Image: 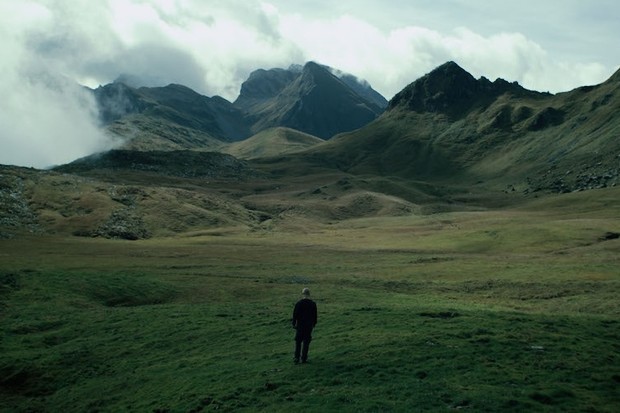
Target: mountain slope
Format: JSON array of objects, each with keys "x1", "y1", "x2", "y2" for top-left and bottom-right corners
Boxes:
[
  {"x1": 296, "y1": 61, "x2": 620, "y2": 192},
  {"x1": 93, "y1": 82, "x2": 250, "y2": 151}
]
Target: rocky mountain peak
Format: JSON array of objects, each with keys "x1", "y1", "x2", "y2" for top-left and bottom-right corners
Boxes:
[
  {"x1": 234, "y1": 68, "x2": 298, "y2": 109},
  {"x1": 233, "y1": 61, "x2": 387, "y2": 139},
  {"x1": 94, "y1": 82, "x2": 150, "y2": 123},
  {"x1": 388, "y1": 61, "x2": 533, "y2": 116}
]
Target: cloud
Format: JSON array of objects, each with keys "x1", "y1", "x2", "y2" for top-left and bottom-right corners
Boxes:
[
  {"x1": 276, "y1": 14, "x2": 611, "y2": 98},
  {"x1": 7, "y1": 0, "x2": 613, "y2": 101},
  {"x1": 0, "y1": 1, "x2": 121, "y2": 169}
]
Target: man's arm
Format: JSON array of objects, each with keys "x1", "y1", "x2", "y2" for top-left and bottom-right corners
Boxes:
[
  {"x1": 292, "y1": 302, "x2": 299, "y2": 328},
  {"x1": 313, "y1": 301, "x2": 318, "y2": 327}
]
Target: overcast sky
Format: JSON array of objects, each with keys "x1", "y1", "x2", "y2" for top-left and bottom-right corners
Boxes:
[{"x1": 2, "y1": 0, "x2": 619, "y2": 168}]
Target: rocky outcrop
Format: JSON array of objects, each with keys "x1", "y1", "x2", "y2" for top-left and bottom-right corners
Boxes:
[
  {"x1": 89, "y1": 208, "x2": 151, "y2": 240},
  {"x1": 524, "y1": 156, "x2": 620, "y2": 194},
  {"x1": 0, "y1": 171, "x2": 41, "y2": 238}
]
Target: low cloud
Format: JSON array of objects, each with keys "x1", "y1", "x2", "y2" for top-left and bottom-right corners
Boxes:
[
  {"x1": 0, "y1": 72, "x2": 120, "y2": 169},
  {"x1": 0, "y1": 1, "x2": 120, "y2": 169}
]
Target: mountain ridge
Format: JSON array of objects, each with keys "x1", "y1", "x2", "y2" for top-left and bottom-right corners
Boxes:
[
  {"x1": 388, "y1": 61, "x2": 548, "y2": 117},
  {"x1": 297, "y1": 61, "x2": 620, "y2": 193},
  {"x1": 93, "y1": 61, "x2": 388, "y2": 149}
]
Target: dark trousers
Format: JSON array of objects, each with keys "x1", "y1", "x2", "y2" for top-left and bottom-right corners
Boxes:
[{"x1": 294, "y1": 329, "x2": 312, "y2": 362}]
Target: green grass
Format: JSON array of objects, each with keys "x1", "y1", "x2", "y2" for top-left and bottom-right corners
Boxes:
[{"x1": 1, "y1": 198, "x2": 620, "y2": 412}]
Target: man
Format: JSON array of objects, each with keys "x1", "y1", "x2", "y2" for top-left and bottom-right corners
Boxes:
[{"x1": 292, "y1": 287, "x2": 318, "y2": 364}]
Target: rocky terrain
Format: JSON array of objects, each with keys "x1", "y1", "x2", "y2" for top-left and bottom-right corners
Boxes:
[{"x1": 0, "y1": 170, "x2": 42, "y2": 238}]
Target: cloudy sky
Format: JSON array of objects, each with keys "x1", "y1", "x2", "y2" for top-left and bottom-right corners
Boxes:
[{"x1": 2, "y1": 0, "x2": 619, "y2": 168}]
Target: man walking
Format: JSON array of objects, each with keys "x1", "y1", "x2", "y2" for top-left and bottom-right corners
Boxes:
[{"x1": 292, "y1": 287, "x2": 318, "y2": 364}]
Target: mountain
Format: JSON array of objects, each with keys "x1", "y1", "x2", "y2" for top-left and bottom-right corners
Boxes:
[
  {"x1": 337, "y1": 71, "x2": 389, "y2": 109},
  {"x1": 233, "y1": 67, "x2": 300, "y2": 112},
  {"x1": 136, "y1": 84, "x2": 250, "y2": 140},
  {"x1": 296, "y1": 61, "x2": 620, "y2": 193},
  {"x1": 93, "y1": 62, "x2": 387, "y2": 151},
  {"x1": 388, "y1": 61, "x2": 545, "y2": 116},
  {"x1": 93, "y1": 82, "x2": 250, "y2": 151},
  {"x1": 234, "y1": 62, "x2": 387, "y2": 139}
]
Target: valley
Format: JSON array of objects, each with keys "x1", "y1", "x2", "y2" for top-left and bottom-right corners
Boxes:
[
  {"x1": 1, "y1": 188, "x2": 619, "y2": 411},
  {"x1": 1, "y1": 60, "x2": 620, "y2": 412}
]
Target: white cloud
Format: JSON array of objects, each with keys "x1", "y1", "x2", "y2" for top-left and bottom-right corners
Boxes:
[
  {"x1": 6, "y1": 0, "x2": 614, "y2": 100},
  {"x1": 275, "y1": 15, "x2": 612, "y2": 98},
  {"x1": 0, "y1": 1, "x2": 120, "y2": 169},
  {"x1": 0, "y1": 72, "x2": 120, "y2": 169}
]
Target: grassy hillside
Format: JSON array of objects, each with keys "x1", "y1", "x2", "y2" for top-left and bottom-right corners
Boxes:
[
  {"x1": 4, "y1": 153, "x2": 509, "y2": 241},
  {"x1": 0, "y1": 163, "x2": 267, "y2": 240},
  {"x1": 1, "y1": 188, "x2": 619, "y2": 412},
  {"x1": 107, "y1": 115, "x2": 226, "y2": 152},
  {"x1": 224, "y1": 127, "x2": 324, "y2": 160},
  {"x1": 299, "y1": 65, "x2": 620, "y2": 194}
]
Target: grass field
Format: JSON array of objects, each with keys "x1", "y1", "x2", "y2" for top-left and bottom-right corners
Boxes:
[{"x1": 1, "y1": 189, "x2": 619, "y2": 412}]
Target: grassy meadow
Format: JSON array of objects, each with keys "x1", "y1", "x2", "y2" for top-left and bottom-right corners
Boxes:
[{"x1": 1, "y1": 188, "x2": 620, "y2": 412}]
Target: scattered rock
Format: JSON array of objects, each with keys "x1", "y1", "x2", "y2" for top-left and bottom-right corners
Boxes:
[
  {"x1": 525, "y1": 159, "x2": 619, "y2": 194},
  {"x1": 0, "y1": 173, "x2": 42, "y2": 235},
  {"x1": 91, "y1": 208, "x2": 151, "y2": 240}
]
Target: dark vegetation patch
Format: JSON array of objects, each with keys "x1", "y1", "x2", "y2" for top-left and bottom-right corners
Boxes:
[
  {"x1": 54, "y1": 150, "x2": 256, "y2": 180},
  {"x1": 0, "y1": 364, "x2": 54, "y2": 396},
  {"x1": 0, "y1": 272, "x2": 21, "y2": 293},
  {"x1": 599, "y1": 231, "x2": 620, "y2": 241},
  {"x1": 419, "y1": 311, "x2": 460, "y2": 319},
  {"x1": 78, "y1": 274, "x2": 177, "y2": 307},
  {"x1": 526, "y1": 107, "x2": 565, "y2": 131},
  {"x1": 93, "y1": 287, "x2": 174, "y2": 307},
  {"x1": 352, "y1": 306, "x2": 383, "y2": 312}
]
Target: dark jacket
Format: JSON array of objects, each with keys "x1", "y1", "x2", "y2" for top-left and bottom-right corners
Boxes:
[{"x1": 292, "y1": 298, "x2": 317, "y2": 332}]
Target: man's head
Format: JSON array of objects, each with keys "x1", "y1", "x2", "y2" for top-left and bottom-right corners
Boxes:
[{"x1": 301, "y1": 287, "x2": 310, "y2": 297}]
